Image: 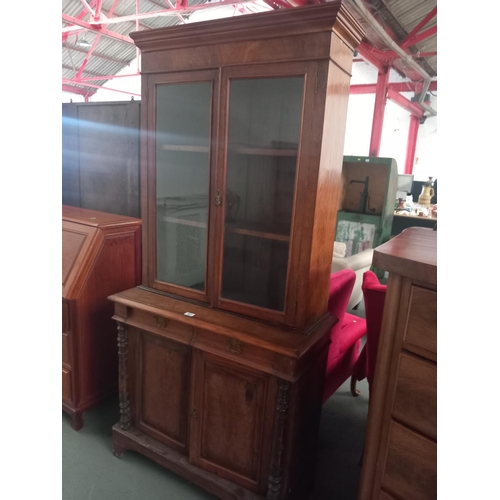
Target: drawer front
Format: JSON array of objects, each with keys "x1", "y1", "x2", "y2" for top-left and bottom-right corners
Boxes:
[
  {"x1": 393, "y1": 353, "x2": 436, "y2": 440},
  {"x1": 193, "y1": 328, "x2": 295, "y2": 379},
  {"x1": 128, "y1": 309, "x2": 193, "y2": 344},
  {"x1": 404, "y1": 285, "x2": 437, "y2": 357},
  {"x1": 381, "y1": 421, "x2": 436, "y2": 500},
  {"x1": 62, "y1": 367, "x2": 72, "y2": 402},
  {"x1": 62, "y1": 333, "x2": 70, "y2": 365}
]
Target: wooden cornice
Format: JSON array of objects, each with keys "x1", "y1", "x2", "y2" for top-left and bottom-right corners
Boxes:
[{"x1": 130, "y1": 2, "x2": 365, "y2": 53}]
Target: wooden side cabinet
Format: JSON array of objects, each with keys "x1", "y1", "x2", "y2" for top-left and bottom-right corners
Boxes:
[
  {"x1": 357, "y1": 227, "x2": 437, "y2": 500},
  {"x1": 62, "y1": 205, "x2": 141, "y2": 429}
]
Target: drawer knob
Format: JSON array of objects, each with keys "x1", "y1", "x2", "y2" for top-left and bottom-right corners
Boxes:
[
  {"x1": 227, "y1": 339, "x2": 243, "y2": 354},
  {"x1": 155, "y1": 316, "x2": 168, "y2": 328}
]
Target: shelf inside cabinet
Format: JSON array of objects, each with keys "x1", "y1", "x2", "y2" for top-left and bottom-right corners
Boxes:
[
  {"x1": 228, "y1": 145, "x2": 297, "y2": 157},
  {"x1": 225, "y1": 221, "x2": 291, "y2": 242},
  {"x1": 162, "y1": 216, "x2": 207, "y2": 228},
  {"x1": 161, "y1": 144, "x2": 209, "y2": 153}
]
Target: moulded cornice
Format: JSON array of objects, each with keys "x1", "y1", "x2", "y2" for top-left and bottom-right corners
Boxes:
[{"x1": 130, "y1": 2, "x2": 365, "y2": 53}]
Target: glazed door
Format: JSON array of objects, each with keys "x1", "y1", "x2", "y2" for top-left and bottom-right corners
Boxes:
[
  {"x1": 145, "y1": 70, "x2": 219, "y2": 303},
  {"x1": 214, "y1": 62, "x2": 317, "y2": 324},
  {"x1": 134, "y1": 329, "x2": 192, "y2": 455},
  {"x1": 189, "y1": 350, "x2": 276, "y2": 494}
]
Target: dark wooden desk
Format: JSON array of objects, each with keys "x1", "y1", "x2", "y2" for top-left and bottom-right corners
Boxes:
[
  {"x1": 358, "y1": 227, "x2": 437, "y2": 500},
  {"x1": 391, "y1": 213, "x2": 437, "y2": 236}
]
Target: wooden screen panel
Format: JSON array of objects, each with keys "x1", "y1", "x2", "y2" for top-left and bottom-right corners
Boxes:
[
  {"x1": 77, "y1": 102, "x2": 141, "y2": 218},
  {"x1": 138, "y1": 333, "x2": 191, "y2": 454}
]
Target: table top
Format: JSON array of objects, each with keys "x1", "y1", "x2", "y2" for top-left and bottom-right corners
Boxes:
[{"x1": 373, "y1": 227, "x2": 437, "y2": 285}]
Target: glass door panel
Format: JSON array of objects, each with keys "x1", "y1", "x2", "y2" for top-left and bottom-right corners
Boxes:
[
  {"x1": 156, "y1": 82, "x2": 211, "y2": 291},
  {"x1": 221, "y1": 77, "x2": 304, "y2": 311}
]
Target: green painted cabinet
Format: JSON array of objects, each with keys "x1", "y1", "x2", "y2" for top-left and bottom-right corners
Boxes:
[{"x1": 334, "y1": 156, "x2": 398, "y2": 274}]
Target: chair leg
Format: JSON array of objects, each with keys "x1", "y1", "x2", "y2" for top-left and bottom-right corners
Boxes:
[{"x1": 350, "y1": 375, "x2": 360, "y2": 397}]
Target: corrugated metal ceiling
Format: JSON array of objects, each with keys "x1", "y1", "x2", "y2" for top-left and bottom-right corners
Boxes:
[{"x1": 62, "y1": 0, "x2": 437, "y2": 98}]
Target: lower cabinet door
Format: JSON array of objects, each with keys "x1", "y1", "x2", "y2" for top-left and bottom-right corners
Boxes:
[
  {"x1": 190, "y1": 350, "x2": 276, "y2": 494},
  {"x1": 135, "y1": 330, "x2": 191, "y2": 455}
]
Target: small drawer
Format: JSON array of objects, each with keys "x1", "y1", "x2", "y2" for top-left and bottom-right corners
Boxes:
[
  {"x1": 381, "y1": 421, "x2": 436, "y2": 500},
  {"x1": 62, "y1": 300, "x2": 70, "y2": 333},
  {"x1": 128, "y1": 309, "x2": 193, "y2": 344},
  {"x1": 403, "y1": 285, "x2": 436, "y2": 357},
  {"x1": 62, "y1": 367, "x2": 72, "y2": 402},
  {"x1": 393, "y1": 353, "x2": 436, "y2": 440},
  {"x1": 62, "y1": 333, "x2": 70, "y2": 365},
  {"x1": 193, "y1": 328, "x2": 295, "y2": 379}
]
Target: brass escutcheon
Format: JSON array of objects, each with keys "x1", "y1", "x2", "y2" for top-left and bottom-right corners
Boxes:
[
  {"x1": 227, "y1": 339, "x2": 243, "y2": 354},
  {"x1": 155, "y1": 316, "x2": 168, "y2": 328}
]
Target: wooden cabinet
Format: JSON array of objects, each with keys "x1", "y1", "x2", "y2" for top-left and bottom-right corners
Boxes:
[
  {"x1": 109, "y1": 3, "x2": 364, "y2": 499},
  {"x1": 358, "y1": 227, "x2": 437, "y2": 500},
  {"x1": 62, "y1": 205, "x2": 141, "y2": 429},
  {"x1": 334, "y1": 156, "x2": 398, "y2": 272}
]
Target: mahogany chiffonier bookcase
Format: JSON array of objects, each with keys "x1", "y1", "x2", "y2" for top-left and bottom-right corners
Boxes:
[
  {"x1": 358, "y1": 227, "x2": 437, "y2": 500},
  {"x1": 62, "y1": 205, "x2": 141, "y2": 430},
  {"x1": 108, "y1": 3, "x2": 364, "y2": 499}
]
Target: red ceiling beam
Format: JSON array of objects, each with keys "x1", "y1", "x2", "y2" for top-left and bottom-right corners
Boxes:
[
  {"x1": 62, "y1": 13, "x2": 135, "y2": 45},
  {"x1": 350, "y1": 81, "x2": 437, "y2": 95},
  {"x1": 369, "y1": 68, "x2": 390, "y2": 157},
  {"x1": 62, "y1": 84, "x2": 95, "y2": 97},
  {"x1": 358, "y1": 42, "x2": 387, "y2": 72},
  {"x1": 87, "y1": 0, "x2": 260, "y2": 25},
  {"x1": 405, "y1": 115, "x2": 420, "y2": 175},
  {"x1": 387, "y1": 88, "x2": 424, "y2": 118},
  {"x1": 75, "y1": 0, "x2": 121, "y2": 80},
  {"x1": 400, "y1": 7, "x2": 437, "y2": 49},
  {"x1": 63, "y1": 79, "x2": 141, "y2": 97},
  {"x1": 62, "y1": 42, "x2": 127, "y2": 65},
  {"x1": 400, "y1": 26, "x2": 437, "y2": 50}
]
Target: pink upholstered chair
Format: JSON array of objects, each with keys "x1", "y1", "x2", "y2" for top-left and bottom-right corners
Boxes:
[
  {"x1": 350, "y1": 270, "x2": 387, "y2": 396},
  {"x1": 322, "y1": 269, "x2": 367, "y2": 404}
]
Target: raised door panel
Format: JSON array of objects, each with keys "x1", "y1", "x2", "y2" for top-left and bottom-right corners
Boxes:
[
  {"x1": 191, "y1": 351, "x2": 272, "y2": 493},
  {"x1": 137, "y1": 332, "x2": 191, "y2": 455}
]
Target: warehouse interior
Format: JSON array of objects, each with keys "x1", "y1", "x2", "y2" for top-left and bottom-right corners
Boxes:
[{"x1": 4, "y1": 1, "x2": 497, "y2": 499}]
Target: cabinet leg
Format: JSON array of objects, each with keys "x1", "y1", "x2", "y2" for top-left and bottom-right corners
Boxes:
[
  {"x1": 113, "y1": 443, "x2": 126, "y2": 459},
  {"x1": 71, "y1": 412, "x2": 84, "y2": 431}
]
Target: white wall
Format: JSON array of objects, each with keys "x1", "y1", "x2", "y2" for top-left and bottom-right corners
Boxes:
[{"x1": 344, "y1": 61, "x2": 437, "y2": 182}]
